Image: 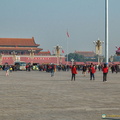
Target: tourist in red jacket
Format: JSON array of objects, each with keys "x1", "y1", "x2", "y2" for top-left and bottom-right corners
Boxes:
[
  {"x1": 89, "y1": 64, "x2": 96, "y2": 80},
  {"x1": 71, "y1": 65, "x2": 77, "y2": 81},
  {"x1": 102, "y1": 63, "x2": 108, "y2": 82}
]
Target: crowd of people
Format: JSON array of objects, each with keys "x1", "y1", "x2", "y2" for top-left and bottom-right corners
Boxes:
[
  {"x1": 0, "y1": 63, "x2": 120, "y2": 81},
  {"x1": 71, "y1": 63, "x2": 120, "y2": 82}
]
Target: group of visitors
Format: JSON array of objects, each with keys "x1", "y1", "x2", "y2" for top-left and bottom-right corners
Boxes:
[
  {"x1": 111, "y1": 64, "x2": 120, "y2": 73},
  {"x1": 0, "y1": 62, "x2": 119, "y2": 81},
  {"x1": 71, "y1": 63, "x2": 109, "y2": 82}
]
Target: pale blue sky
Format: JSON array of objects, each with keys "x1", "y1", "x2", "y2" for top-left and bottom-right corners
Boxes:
[{"x1": 0, "y1": 0, "x2": 120, "y2": 56}]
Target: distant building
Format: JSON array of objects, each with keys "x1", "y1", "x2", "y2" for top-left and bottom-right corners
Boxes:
[
  {"x1": 0, "y1": 37, "x2": 43, "y2": 55},
  {"x1": 74, "y1": 51, "x2": 96, "y2": 59},
  {"x1": 0, "y1": 37, "x2": 65, "y2": 65}
]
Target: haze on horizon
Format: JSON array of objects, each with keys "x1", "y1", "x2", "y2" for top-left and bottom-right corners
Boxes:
[{"x1": 0, "y1": 0, "x2": 120, "y2": 57}]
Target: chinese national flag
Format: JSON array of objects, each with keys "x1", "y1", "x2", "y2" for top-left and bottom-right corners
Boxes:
[
  {"x1": 66, "y1": 32, "x2": 70, "y2": 37},
  {"x1": 62, "y1": 49, "x2": 64, "y2": 53}
]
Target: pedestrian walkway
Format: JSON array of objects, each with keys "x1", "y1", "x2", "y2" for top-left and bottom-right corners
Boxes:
[{"x1": 0, "y1": 70, "x2": 120, "y2": 120}]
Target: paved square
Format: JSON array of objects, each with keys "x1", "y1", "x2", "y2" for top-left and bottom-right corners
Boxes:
[{"x1": 0, "y1": 70, "x2": 120, "y2": 120}]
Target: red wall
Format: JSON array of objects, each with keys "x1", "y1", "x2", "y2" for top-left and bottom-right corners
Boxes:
[{"x1": 1, "y1": 56, "x2": 66, "y2": 65}]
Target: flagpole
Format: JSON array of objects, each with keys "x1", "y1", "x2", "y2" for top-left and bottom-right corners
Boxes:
[
  {"x1": 66, "y1": 37, "x2": 68, "y2": 65},
  {"x1": 105, "y1": 0, "x2": 108, "y2": 64},
  {"x1": 66, "y1": 31, "x2": 69, "y2": 65}
]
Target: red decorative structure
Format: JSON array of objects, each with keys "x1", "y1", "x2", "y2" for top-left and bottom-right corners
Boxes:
[
  {"x1": 0, "y1": 37, "x2": 42, "y2": 55},
  {"x1": 0, "y1": 37, "x2": 66, "y2": 65},
  {"x1": 116, "y1": 47, "x2": 120, "y2": 56}
]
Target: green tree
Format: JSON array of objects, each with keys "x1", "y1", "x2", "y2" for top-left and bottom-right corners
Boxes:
[
  {"x1": 65, "y1": 53, "x2": 85, "y2": 62},
  {"x1": 65, "y1": 53, "x2": 99, "y2": 62}
]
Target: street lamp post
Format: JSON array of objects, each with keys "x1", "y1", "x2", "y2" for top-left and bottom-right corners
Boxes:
[
  {"x1": 28, "y1": 49, "x2": 36, "y2": 64},
  {"x1": 93, "y1": 39, "x2": 104, "y2": 65},
  {"x1": 110, "y1": 55, "x2": 113, "y2": 63},
  {"x1": 99, "y1": 56, "x2": 104, "y2": 63},
  {"x1": 71, "y1": 59, "x2": 74, "y2": 65},
  {"x1": 11, "y1": 51, "x2": 17, "y2": 63},
  {"x1": 54, "y1": 45, "x2": 62, "y2": 65}
]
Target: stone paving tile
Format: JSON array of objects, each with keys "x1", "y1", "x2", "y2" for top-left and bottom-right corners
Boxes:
[{"x1": 0, "y1": 70, "x2": 120, "y2": 120}]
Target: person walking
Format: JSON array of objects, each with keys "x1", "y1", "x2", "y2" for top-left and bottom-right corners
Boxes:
[
  {"x1": 9, "y1": 66, "x2": 13, "y2": 72},
  {"x1": 50, "y1": 64, "x2": 55, "y2": 77},
  {"x1": 71, "y1": 65, "x2": 77, "y2": 81},
  {"x1": 111, "y1": 65, "x2": 115, "y2": 73},
  {"x1": 82, "y1": 64, "x2": 87, "y2": 77},
  {"x1": 102, "y1": 63, "x2": 108, "y2": 82},
  {"x1": 89, "y1": 64, "x2": 96, "y2": 80},
  {"x1": 4, "y1": 64, "x2": 10, "y2": 76},
  {"x1": 115, "y1": 64, "x2": 119, "y2": 74}
]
